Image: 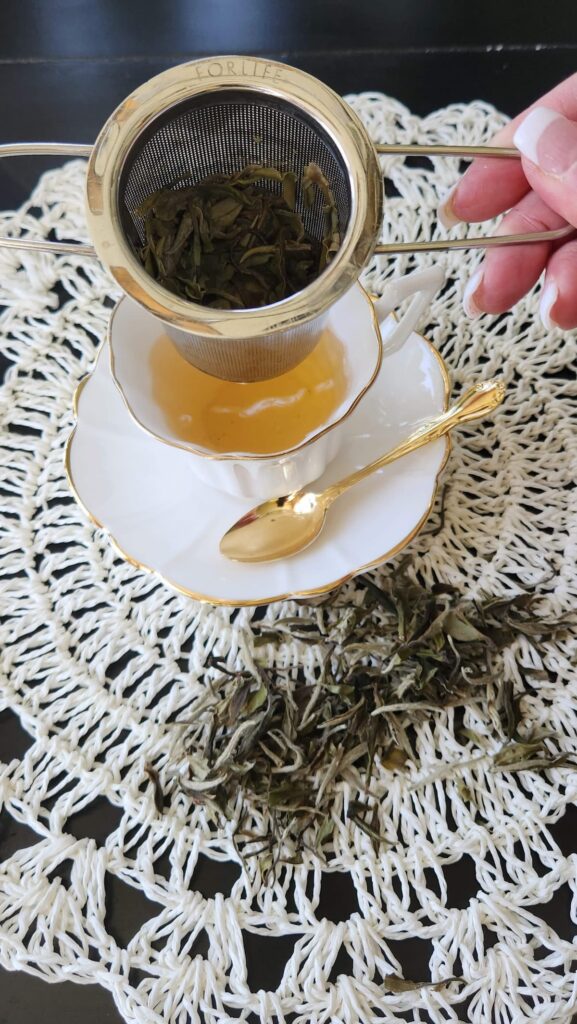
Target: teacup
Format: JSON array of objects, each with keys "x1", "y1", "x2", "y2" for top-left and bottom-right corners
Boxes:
[{"x1": 109, "y1": 267, "x2": 444, "y2": 499}]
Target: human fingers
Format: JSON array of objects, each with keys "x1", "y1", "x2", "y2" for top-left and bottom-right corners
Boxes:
[
  {"x1": 438, "y1": 126, "x2": 529, "y2": 227},
  {"x1": 513, "y1": 106, "x2": 577, "y2": 228},
  {"x1": 462, "y1": 190, "x2": 568, "y2": 316},
  {"x1": 538, "y1": 239, "x2": 577, "y2": 329},
  {"x1": 439, "y1": 72, "x2": 577, "y2": 226}
]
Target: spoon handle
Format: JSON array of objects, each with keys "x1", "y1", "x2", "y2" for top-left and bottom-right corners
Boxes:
[{"x1": 324, "y1": 379, "x2": 505, "y2": 503}]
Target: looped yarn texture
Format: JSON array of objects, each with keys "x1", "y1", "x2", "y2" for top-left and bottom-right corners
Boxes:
[{"x1": 0, "y1": 94, "x2": 576, "y2": 1024}]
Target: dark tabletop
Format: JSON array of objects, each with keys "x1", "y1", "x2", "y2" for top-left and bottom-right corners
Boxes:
[{"x1": 1, "y1": 2, "x2": 576, "y2": 1021}]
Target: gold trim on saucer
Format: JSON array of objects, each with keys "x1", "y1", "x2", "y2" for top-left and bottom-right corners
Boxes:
[
  {"x1": 107, "y1": 284, "x2": 383, "y2": 462},
  {"x1": 65, "y1": 335, "x2": 450, "y2": 607}
]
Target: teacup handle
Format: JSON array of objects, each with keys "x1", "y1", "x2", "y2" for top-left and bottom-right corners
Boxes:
[{"x1": 372, "y1": 266, "x2": 445, "y2": 356}]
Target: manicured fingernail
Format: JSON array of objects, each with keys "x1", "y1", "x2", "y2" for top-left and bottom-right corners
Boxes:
[
  {"x1": 463, "y1": 268, "x2": 484, "y2": 318},
  {"x1": 514, "y1": 106, "x2": 577, "y2": 175},
  {"x1": 437, "y1": 184, "x2": 461, "y2": 228},
  {"x1": 539, "y1": 280, "x2": 559, "y2": 330}
]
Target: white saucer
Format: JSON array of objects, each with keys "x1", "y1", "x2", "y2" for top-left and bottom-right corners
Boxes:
[{"x1": 66, "y1": 335, "x2": 449, "y2": 606}]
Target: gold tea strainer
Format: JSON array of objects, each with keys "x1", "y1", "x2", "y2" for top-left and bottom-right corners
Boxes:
[{"x1": 0, "y1": 56, "x2": 570, "y2": 382}]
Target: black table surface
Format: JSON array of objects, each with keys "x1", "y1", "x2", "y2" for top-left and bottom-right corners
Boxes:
[{"x1": 1, "y1": 2, "x2": 576, "y2": 1021}]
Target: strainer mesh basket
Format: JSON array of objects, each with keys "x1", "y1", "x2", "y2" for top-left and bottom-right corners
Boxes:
[{"x1": 119, "y1": 91, "x2": 352, "y2": 265}]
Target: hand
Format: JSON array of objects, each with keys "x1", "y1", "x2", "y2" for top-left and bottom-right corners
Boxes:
[{"x1": 438, "y1": 74, "x2": 577, "y2": 330}]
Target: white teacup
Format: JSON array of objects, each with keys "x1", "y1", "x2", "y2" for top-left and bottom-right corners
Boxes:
[{"x1": 109, "y1": 267, "x2": 444, "y2": 499}]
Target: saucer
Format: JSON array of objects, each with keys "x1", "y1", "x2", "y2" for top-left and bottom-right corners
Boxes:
[{"x1": 66, "y1": 335, "x2": 449, "y2": 606}]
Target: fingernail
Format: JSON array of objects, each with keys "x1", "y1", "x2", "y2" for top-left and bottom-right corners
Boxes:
[
  {"x1": 514, "y1": 106, "x2": 577, "y2": 175},
  {"x1": 437, "y1": 184, "x2": 461, "y2": 228},
  {"x1": 463, "y1": 267, "x2": 484, "y2": 318},
  {"x1": 539, "y1": 280, "x2": 559, "y2": 330}
]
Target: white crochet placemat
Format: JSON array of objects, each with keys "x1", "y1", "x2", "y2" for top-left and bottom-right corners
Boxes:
[{"x1": 1, "y1": 93, "x2": 576, "y2": 1024}]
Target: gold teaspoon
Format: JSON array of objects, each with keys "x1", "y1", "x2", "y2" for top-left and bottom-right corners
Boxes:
[{"x1": 220, "y1": 380, "x2": 505, "y2": 564}]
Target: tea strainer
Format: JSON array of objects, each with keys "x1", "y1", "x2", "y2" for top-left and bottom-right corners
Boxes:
[{"x1": 0, "y1": 57, "x2": 570, "y2": 381}]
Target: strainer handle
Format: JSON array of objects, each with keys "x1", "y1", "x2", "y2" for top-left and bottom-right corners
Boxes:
[
  {"x1": 374, "y1": 143, "x2": 574, "y2": 253},
  {"x1": 372, "y1": 266, "x2": 445, "y2": 357},
  {"x1": 374, "y1": 143, "x2": 520, "y2": 158},
  {"x1": 0, "y1": 142, "x2": 96, "y2": 256}
]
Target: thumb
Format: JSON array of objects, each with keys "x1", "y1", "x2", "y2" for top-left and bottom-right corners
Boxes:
[{"x1": 514, "y1": 106, "x2": 577, "y2": 228}]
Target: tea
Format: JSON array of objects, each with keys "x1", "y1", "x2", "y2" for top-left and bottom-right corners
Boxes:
[{"x1": 149, "y1": 329, "x2": 349, "y2": 454}]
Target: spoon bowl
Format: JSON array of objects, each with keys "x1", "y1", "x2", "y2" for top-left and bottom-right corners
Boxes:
[{"x1": 219, "y1": 494, "x2": 328, "y2": 562}]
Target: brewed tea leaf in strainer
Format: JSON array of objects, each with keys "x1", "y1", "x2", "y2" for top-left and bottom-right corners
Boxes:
[{"x1": 135, "y1": 162, "x2": 340, "y2": 309}]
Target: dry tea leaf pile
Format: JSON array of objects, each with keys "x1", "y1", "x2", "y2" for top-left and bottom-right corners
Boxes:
[
  {"x1": 136, "y1": 162, "x2": 340, "y2": 309},
  {"x1": 159, "y1": 563, "x2": 576, "y2": 871}
]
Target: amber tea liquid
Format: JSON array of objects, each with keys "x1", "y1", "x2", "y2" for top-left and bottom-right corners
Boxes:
[{"x1": 149, "y1": 330, "x2": 349, "y2": 454}]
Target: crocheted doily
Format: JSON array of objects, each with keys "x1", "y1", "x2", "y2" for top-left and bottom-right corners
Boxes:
[{"x1": 1, "y1": 93, "x2": 576, "y2": 1024}]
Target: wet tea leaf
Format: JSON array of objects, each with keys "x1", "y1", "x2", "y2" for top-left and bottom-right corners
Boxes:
[{"x1": 136, "y1": 162, "x2": 340, "y2": 308}]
